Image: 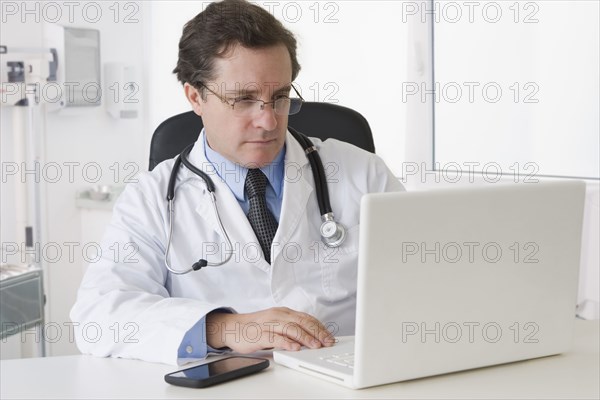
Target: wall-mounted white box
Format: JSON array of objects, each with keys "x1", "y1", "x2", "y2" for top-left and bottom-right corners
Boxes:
[{"x1": 43, "y1": 25, "x2": 101, "y2": 110}]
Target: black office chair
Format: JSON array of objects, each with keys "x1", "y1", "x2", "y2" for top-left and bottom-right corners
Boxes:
[{"x1": 149, "y1": 102, "x2": 375, "y2": 170}]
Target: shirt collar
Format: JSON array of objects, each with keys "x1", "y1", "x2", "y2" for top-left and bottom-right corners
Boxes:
[{"x1": 202, "y1": 128, "x2": 285, "y2": 201}]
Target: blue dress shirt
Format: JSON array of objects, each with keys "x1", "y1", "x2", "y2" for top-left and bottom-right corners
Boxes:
[
  {"x1": 177, "y1": 129, "x2": 286, "y2": 361},
  {"x1": 203, "y1": 131, "x2": 285, "y2": 220}
]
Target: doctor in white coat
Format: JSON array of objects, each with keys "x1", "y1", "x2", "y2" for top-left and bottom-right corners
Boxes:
[{"x1": 70, "y1": 0, "x2": 404, "y2": 365}]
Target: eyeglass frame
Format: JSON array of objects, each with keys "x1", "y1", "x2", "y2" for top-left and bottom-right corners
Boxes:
[{"x1": 195, "y1": 81, "x2": 305, "y2": 116}]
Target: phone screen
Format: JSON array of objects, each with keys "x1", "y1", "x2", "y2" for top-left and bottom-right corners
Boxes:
[{"x1": 169, "y1": 357, "x2": 266, "y2": 380}]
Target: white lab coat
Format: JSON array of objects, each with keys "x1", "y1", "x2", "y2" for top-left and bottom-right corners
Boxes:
[{"x1": 70, "y1": 131, "x2": 404, "y2": 365}]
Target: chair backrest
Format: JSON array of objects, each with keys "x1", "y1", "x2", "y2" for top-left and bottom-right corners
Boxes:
[{"x1": 149, "y1": 102, "x2": 375, "y2": 170}]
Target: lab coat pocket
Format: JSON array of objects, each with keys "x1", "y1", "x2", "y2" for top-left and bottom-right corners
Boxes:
[{"x1": 320, "y1": 224, "x2": 360, "y2": 301}]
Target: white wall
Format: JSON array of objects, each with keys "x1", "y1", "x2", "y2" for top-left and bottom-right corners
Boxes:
[
  {"x1": 1, "y1": 0, "x2": 146, "y2": 357},
  {"x1": 146, "y1": 1, "x2": 409, "y2": 176}
]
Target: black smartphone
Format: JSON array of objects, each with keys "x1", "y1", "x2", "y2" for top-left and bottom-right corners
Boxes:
[{"x1": 164, "y1": 356, "x2": 269, "y2": 388}]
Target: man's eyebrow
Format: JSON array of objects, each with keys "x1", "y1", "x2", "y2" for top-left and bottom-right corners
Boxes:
[
  {"x1": 230, "y1": 85, "x2": 292, "y2": 96},
  {"x1": 273, "y1": 85, "x2": 292, "y2": 94}
]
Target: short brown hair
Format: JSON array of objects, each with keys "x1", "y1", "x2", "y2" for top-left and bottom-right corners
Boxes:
[{"x1": 173, "y1": 0, "x2": 301, "y2": 90}]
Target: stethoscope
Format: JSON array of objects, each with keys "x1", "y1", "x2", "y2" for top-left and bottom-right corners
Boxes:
[{"x1": 164, "y1": 126, "x2": 347, "y2": 274}]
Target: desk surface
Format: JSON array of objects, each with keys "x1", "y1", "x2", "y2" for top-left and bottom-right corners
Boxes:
[{"x1": 2, "y1": 319, "x2": 599, "y2": 399}]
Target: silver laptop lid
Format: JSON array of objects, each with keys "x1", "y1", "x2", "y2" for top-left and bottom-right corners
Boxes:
[{"x1": 354, "y1": 181, "x2": 585, "y2": 387}]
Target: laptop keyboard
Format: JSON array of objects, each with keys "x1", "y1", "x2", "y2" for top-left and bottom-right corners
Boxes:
[{"x1": 319, "y1": 352, "x2": 354, "y2": 369}]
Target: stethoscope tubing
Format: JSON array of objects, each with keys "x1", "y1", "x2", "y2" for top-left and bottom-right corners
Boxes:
[
  {"x1": 164, "y1": 127, "x2": 344, "y2": 274},
  {"x1": 288, "y1": 127, "x2": 332, "y2": 216}
]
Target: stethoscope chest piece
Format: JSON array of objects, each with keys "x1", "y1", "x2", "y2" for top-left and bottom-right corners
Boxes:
[{"x1": 320, "y1": 213, "x2": 346, "y2": 248}]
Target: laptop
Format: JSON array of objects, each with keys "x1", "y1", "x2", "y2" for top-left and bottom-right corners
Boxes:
[{"x1": 273, "y1": 181, "x2": 586, "y2": 389}]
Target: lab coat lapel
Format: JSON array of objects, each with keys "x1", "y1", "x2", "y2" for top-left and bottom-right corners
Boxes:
[
  {"x1": 271, "y1": 131, "x2": 314, "y2": 263},
  {"x1": 187, "y1": 134, "x2": 274, "y2": 270},
  {"x1": 183, "y1": 137, "x2": 221, "y2": 234},
  {"x1": 203, "y1": 178, "x2": 261, "y2": 260}
]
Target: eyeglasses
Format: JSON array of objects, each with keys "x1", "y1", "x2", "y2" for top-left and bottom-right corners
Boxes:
[{"x1": 197, "y1": 82, "x2": 304, "y2": 117}]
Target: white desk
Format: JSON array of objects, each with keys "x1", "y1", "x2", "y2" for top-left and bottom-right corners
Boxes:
[{"x1": 2, "y1": 320, "x2": 598, "y2": 399}]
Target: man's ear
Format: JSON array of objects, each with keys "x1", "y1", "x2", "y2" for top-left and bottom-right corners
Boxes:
[{"x1": 184, "y1": 83, "x2": 204, "y2": 116}]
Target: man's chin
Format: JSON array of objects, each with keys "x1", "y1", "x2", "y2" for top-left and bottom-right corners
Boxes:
[
  {"x1": 239, "y1": 142, "x2": 283, "y2": 168},
  {"x1": 239, "y1": 152, "x2": 279, "y2": 168}
]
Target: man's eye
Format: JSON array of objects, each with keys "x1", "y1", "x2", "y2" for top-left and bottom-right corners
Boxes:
[
  {"x1": 235, "y1": 96, "x2": 255, "y2": 102},
  {"x1": 274, "y1": 94, "x2": 290, "y2": 100}
]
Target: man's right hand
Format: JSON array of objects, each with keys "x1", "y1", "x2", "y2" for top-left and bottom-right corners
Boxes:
[{"x1": 206, "y1": 307, "x2": 336, "y2": 353}]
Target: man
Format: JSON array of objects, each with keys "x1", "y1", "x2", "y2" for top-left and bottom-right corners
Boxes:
[{"x1": 71, "y1": 0, "x2": 404, "y2": 365}]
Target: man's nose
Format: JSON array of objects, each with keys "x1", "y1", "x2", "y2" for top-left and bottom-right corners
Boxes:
[{"x1": 252, "y1": 102, "x2": 278, "y2": 131}]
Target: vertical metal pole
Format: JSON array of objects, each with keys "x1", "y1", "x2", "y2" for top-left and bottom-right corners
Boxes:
[{"x1": 24, "y1": 83, "x2": 45, "y2": 357}]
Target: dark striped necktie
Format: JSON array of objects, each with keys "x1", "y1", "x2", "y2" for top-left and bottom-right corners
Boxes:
[{"x1": 245, "y1": 168, "x2": 278, "y2": 263}]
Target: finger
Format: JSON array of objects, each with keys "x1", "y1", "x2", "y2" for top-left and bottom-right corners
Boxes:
[
  {"x1": 257, "y1": 308, "x2": 335, "y2": 348},
  {"x1": 225, "y1": 327, "x2": 301, "y2": 354},
  {"x1": 277, "y1": 322, "x2": 323, "y2": 349},
  {"x1": 258, "y1": 312, "x2": 322, "y2": 349},
  {"x1": 264, "y1": 333, "x2": 302, "y2": 351},
  {"x1": 292, "y1": 312, "x2": 336, "y2": 346},
  {"x1": 279, "y1": 317, "x2": 333, "y2": 349}
]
